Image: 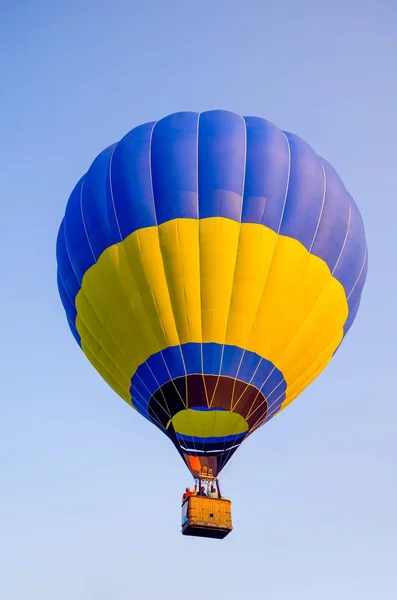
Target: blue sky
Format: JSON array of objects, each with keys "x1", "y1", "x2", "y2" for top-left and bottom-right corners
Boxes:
[{"x1": 1, "y1": 1, "x2": 396, "y2": 598}]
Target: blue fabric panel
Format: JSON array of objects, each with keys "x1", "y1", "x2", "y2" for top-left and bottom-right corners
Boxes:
[
  {"x1": 81, "y1": 145, "x2": 120, "y2": 260},
  {"x1": 131, "y1": 376, "x2": 150, "y2": 404},
  {"x1": 198, "y1": 110, "x2": 246, "y2": 221},
  {"x1": 202, "y1": 342, "x2": 223, "y2": 375},
  {"x1": 343, "y1": 296, "x2": 362, "y2": 336},
  {"x1": 310, "y1": 158, "x2": 351, "y2": 271},
  {"x1": 151, "y1": 112, "x2": 199, "y2": 224},
  {"x1": 333, "y1": 200, "x2": 367, "y2": 296},
  {"x1": 134, "y1": 362, "x2": 161, "y2": 397},
  {"x1": 57, "y1": 270, "x2": 77, "y2": 325},
  {"x1": 346, "y1": 250, "x2": 368, "y2": 313},
  {"x1": 280, "y1": 132, "x2": 325, "y2": 249},
  {"x1": 250, "y1": 358, "x2": 277, "y2": 391},
  {"x1": 63, "y1": 177, "x2": 95, "y2": 284},
  {"x1": 145, "y1": 351, "x2": 173, "y2": 388},
  {"x1": 221, "y1": 345, "x2": 244, "y2": 378},
  {"x1": 260, "y1": 368, "x2": 287, "y2": 404},
  {"x1": 161, "y1": 346, "x2": 186, "y2": 380},
  {"x1": 110, "y1": 122, "x2": 157, "y2": 239},
  {"x1": 236, "y1": 351, "x2": 262, "y2": 382},
  {"x1": 242, "y1": 116, "x2": 290, "y2": 230},
  {"x1": 56, "y1": 220, "x2": 81, "y2": 302},
  {"x1": 181, "y1": 343, "x2": 202, "y2": 374}
]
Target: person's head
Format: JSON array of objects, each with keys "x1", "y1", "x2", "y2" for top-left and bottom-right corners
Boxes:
[
  {"x1": 186, "y1": 487, "x2": 191, "y2": 492},
  {"x1": 200, "y1": 486, "x2": 205, "y2": 493},
  {"x1": 211, "y1": 486, "x2": 215, "y2": 492}
]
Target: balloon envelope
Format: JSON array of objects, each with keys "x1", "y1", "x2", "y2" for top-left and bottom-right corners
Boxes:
[{"x1": 56, "y1": 110, "x2": 367, "y2": 477}]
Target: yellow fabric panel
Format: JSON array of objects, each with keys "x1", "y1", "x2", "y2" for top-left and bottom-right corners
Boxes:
[
  {"x1": 199, "y1": 218, "x2": 240, "y2": 342},
  {"x1": 124, "y1": 228, "x2": 180, "y2": 348},
  {"x1": 247, "y1": 235, "x2": 348, "y2": 376},
  {"x1": 170, "y1": 409, "x2": 248, "y2": 437},
  {"x1": 225, "y1": 224, "x2": 278, "y2": 347},
  {"x1": 75, "y1": 245, "x2": 160, "y2": 374},
  {"x1": 81, "y1": 341, "x2": 132, "y2": 404},
  {"x1": 158, "y1": 219, "x2": 201, "y2": 343},
  {"x1": 75, "y1": 217, "x2": 348, "y2": 411}
]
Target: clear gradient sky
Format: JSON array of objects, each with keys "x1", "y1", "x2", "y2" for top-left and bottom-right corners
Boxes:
[{"x1": 1, "y1": 1, "x2": 396, "y2": 599}]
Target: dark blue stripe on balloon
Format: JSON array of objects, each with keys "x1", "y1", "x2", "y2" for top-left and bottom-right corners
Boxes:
[{"x1": 130, "y1": 342, "x2": 286, "y2": 418}]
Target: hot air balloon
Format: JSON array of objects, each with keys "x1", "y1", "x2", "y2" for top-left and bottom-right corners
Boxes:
[{"x1": 56, "y1": 110, "x2": 367, "y2": 539}]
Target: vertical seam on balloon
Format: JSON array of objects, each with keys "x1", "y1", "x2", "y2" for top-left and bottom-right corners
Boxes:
[
  {"x1": 173, "y1": 219, "x2": 195, "y2": 416},
  {"x1": 208, "y1": 115, "x2": 247, "y2": 414},
  {"x1": 108, "y1": 144, "x2": 124, "y2": 241},
  {"x1": 197, "y1": 113, "x2": 210, "y2": 410},
  {"x1": 79, "y1": 179, "x2": 97, "y2": 262},
  {"x1": 347, "y1": 246, "x2": 367, "y2": 301},
  {"x1": 332, "y1": 204, "x2": 352, "y2": 274},
  {"x1": 277, "y1": 132, "x2": 292, "y2": 234},
  {"x1": 56, "y1": 225, "x2": 79, "y2": 308},
  {"x1": 309, "y1": 162, "x2": 327, "y2": 252},
  {"x1": 57, "y1": 266, "x2": 80, "y2": 342},
  {"x1": 221, "y1": 117, "x2": 248, "y2": 410}
]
